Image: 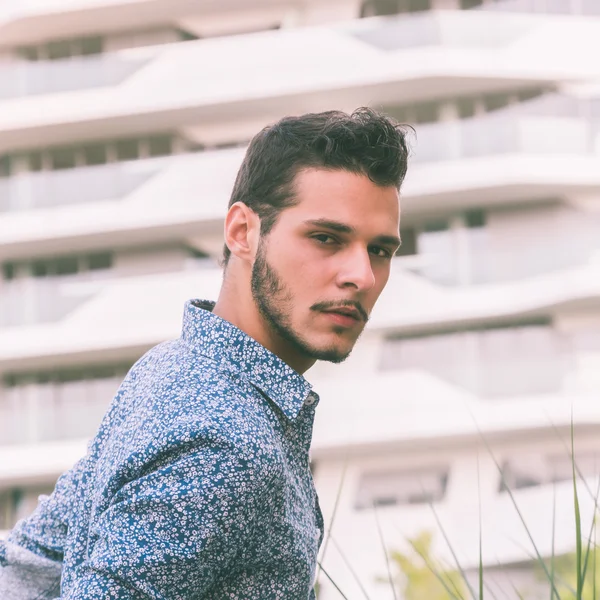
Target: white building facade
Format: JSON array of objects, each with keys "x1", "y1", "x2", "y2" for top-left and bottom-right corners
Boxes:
[{"x1": 1, "y1": 0, "x2": 600, "y2": 598}]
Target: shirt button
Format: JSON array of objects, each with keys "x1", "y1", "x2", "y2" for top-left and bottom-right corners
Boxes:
[{"x1": 304, "y1": 394, "x2": 316, "y2": 406}]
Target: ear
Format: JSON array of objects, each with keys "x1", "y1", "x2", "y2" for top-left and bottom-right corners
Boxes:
[{"x1": 223, "y1": 202, "x2": 260, "y2": 263}]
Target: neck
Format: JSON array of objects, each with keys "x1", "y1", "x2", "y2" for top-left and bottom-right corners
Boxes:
[{"x1": 212, "y1": 272, "x2": 315, "y2": 375}]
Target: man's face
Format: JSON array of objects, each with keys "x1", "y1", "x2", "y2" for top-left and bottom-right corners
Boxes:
[{"x1": 251, "y1": 168, "x2": 400, "y2": 365}]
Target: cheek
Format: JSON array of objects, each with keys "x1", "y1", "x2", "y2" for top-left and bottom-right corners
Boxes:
[{"x1": 369, "y1": 266, "x2": 391, "y2": 300}]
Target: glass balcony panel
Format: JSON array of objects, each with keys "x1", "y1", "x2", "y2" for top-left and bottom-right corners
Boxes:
[
  {"x1": 0, "y1": 54, "x2": 149, "y2": 101},
  {"x1": 478, "y1": 0, "x2": 600, "y2": 14},
  {"x1": 0, "y1": 388, "x2": 29, "y2": 445},
  {"x1": 381, "y1": 325, "x2": 569, "y2": 397},
  {"x1": 0, "y1": 278, "x2": 96, "y2": 328},
  {"x1": 0, "y1": 159, "x2": 162, "y2": 212},
  {"x1": 411, "y1": 112, "x2": 598, "y2": 164}
]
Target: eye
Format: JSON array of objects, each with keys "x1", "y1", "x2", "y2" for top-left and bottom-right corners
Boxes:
[
  {"x1": 370, "y1": 246, "x2": 393, "y2": 259},
  {"x1": 312, "y1": 233, "x2": 338, "y2": 245}
]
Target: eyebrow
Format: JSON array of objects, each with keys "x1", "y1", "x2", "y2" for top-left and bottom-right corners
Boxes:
[{"x1": 303, "y1": 218, "x2": 402, "y2": 249}]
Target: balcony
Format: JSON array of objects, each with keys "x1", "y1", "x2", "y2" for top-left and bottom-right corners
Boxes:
[
  {"x1": 1, "y1": 10, "x2": 599, "y2": 151},
  {"x1": 477, "y1": 0, "x2": 600, "y2": 16},
  {"x1": 0, "y1": 156, "x2": 165, "y2": 212},
  {"x1": 412, "y1": 111, "x2": 600, "y2": 164},
  {"x1": 394, "y1": 210, "x2": 600, "y2": 287},
  {"x1": 0, "y1": 53, "x2": 150, "y2": 101},
  {"x1": 380, "y1": 322, "x2": 579, "y2": 398},
  {"x1": 0, "y1": 277, "x2": 97, "y2": 328},
  {"x1": 0, "y1": 376, "x2": 119, "y2": 446}
]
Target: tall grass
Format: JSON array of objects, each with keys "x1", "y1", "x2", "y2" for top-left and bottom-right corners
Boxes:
[{"x1": 316, "y1": 420, "x2": 600, "y2": 600}]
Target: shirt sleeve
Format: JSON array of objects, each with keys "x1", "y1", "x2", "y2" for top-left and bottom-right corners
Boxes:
[
  {"x1": 0, "y1": 457, "x2": 85, "y2": 600},
  {"x1": 62, "y1": 435, "x2": 275, "y2": 599}
]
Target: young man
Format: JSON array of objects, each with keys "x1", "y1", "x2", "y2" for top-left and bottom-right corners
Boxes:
[{"x1": 0, "y1": 108, "x2": 409, "y2": 599}]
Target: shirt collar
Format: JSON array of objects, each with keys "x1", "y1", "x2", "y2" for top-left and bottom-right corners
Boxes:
[{"x1": 181, "y1": 299, "x2": 315, "y2": 421}]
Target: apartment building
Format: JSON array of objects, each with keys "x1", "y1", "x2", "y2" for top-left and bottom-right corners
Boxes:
[{"x1": 1, "y1": 0, "x2": 600, "y2": 597}]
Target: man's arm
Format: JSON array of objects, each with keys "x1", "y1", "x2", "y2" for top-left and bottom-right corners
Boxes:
[
  {"x1": 62, "y1": 435, "x2": 275, "y2": 599},
  {"x1": 0, "y1": 457, "x2": 85, "y2": 600}
]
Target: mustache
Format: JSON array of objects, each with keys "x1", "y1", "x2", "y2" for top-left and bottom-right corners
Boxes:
[{"x1": 311, "y1": 300, "x2": 369, "y2": 323}]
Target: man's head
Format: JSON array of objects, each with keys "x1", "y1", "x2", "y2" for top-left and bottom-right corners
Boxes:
[{"x1": 218, "y1": 108, "x2": 410, "y2": 372}]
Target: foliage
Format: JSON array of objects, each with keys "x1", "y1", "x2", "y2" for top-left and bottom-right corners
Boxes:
[
  {"x1": 388, "y1": 530, "x2": 467, "y2": 600},
  {"x1": 534, "y1": 543, "x2": 599, "y2": 600}
]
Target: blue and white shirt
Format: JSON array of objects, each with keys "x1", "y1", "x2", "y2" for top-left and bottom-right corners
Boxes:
[{"x1": 0, "y1": 299, "x2": 324, "y2": 599}]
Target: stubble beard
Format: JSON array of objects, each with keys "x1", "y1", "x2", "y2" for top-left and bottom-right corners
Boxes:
[{"x1": 250, "y1": 239, "x2": 353, "y2": 364}]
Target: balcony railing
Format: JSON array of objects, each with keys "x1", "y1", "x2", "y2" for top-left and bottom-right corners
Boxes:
[
  {"x1": 348, "y1": 10, "x2": 535, "y2": 51},
  {"x1": 0, "y1": 158, "x2": 164, "y2": 212},
  {"x1": 0, "y1": 278, "x2": 97, "y2": 328},
  {"x1": 395, "y1": 215, "x2": 600, "y2": 287},
  {"x1": 477, "y1": 0, "x2": 600, "y2": 16},
  {"x1": 0, "y1": 378, "x2": 119, "y2": 445},
  {"x1": 0, "y1": 53, "x2": 150, "y2": 101},
  {"x1": 381, "y1": 325, "x2": 574, "y2": 398},
  {"x1": 411, "y1": 112, "x2": 600, "y2": 163}
]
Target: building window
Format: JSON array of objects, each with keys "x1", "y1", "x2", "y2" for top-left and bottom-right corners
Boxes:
[
  {"x1": 47, "y1": 40, "x2": 72, "y2": 61},
  {"x1": 55, "y1": 256, "x2": 80, "y2": 276},
  {"x1": 3, "y1": 362, "x2": 132, "y2": 388},
  {"x1": 465, "y1": 208, "x2": 486, "y2": 228},
  {"x1": 457, "y1": 96, "x2": 477, "y2": 119},
  {"x1": 17, "y1": 36, "x2": 104, "y2": 62},
  {"x1": 361, "y1": 0, "x2": 402, "y2": 17},
  {"x1": 356, "y1": 467, "x2": 449, "y2": 510},
  {"x1": 408, "y1": 0, "x2": 431, "y2": 12},
  {"x1": 2, "y1": 133, "x2": 178, "y2": 178},
  {"x1": 397, "y1": 227, "x2": 418, "y2": 257},
  {"x1": 460, "y1": 0, "x2": 484, "y2": 8},
  {"x1": 80, "y1": 36, "x2": 103, "y2": 56},
  {"x1": 483, "y1": 92, "x2": 511, "y2": 112},
  {"x1": 0, "y1": 155, "x2": 11, "y2": 178},
  {"x1": 50, "y1": 147, "x2": 77, "y2": 170},
  {"x1": 87, "y1": 253, "x2": 113, "y2": 271},
  {"x1": 500, "y1": 453, "x2": 600, "y2": 492},
  {"x1": 82, "y1": 144, "x2": 108, "y2": 166},
  {"x1": 381, "y1": 319, "x2": 566, "y2": 397},
  {"x1": 116, "y1": 139, "x2": 140, "y2": 162},
  {"x1": 148, "y1": 135, "x2": 172, "y2": 157},
  {"x1": 2, "y1": 262, "x2": 15, "y2": 281},
  {"x1": 2, "y1": 252, "x2": 114, "y2": 281},
  {"x1": 413, "y1": 101, "x2": 439, "y2": 124},
  {"x1": 0, "y1": 486, "x2": 55, "y2": 530},
  {"x1": 361, "y1": 0, "x2": 431, "y2": 16}
]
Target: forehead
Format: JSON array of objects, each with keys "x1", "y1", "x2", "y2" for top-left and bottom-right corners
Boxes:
[{"x1": 288, "y1": 168, "x2": 400, "y2": 228}]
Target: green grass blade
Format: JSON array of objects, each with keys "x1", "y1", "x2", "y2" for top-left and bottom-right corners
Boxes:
[
  {"x1": 317, "y1": 562, "x2": 350, "y2": 599},
  {"x1": 550, "y1": 480, "x2": 557, "y2": 600},
  {"x1": 570, "y1": 418, "x2": 583, "y2": 599},
  {"x1": 398, "y1": 532, "x2": 466, "y2": 600},
  {"x1": 593, "y1": 514, "x2": 597, "y2": 600},
  {"x1": 373, "y1": 503, "x2": 398, "y2": 600},
  {"x1": 427, "y1": 498, "x2": 479, "y2": 599},
  {"x1": 508, "y1": 579, "x2": 527, "y2": 600},
  {"x1": 328, "y1": 535, "x2": 372, "y2": 600},
  {"x1": 466, "y1": 412, "x2": 563, "y2": 600},
  {"x1": 478, "y1": 455, "x2": 484, "y2": 600},
  {"x1": 547, "y1": 419, "x2": 598, "y2": 510},
  {"x1": 579, "y1": 475, "x2": 600, "y2": 589},
  {"x1": 315, "y1": 453, "x2": 349, "y2": 595}
]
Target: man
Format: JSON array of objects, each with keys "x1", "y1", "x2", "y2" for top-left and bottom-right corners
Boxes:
[{"x1": 0, "y1": 108, "x2": 409, "y2": 599}]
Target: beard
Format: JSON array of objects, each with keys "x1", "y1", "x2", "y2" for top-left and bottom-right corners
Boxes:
[{"x1": 250, "y1": 239, "x2": 352, "y2": 364}]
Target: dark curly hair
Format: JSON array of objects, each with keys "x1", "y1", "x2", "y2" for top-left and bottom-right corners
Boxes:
[{"x1": 222, "y1": 107, "x2": 411, "y2": 266}]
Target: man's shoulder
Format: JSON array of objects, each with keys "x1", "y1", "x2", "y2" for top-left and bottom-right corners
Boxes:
[{"x1": 109, "y1": 339, "x2": 278, "y2": 453}]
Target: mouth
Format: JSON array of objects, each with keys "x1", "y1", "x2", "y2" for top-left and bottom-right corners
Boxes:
[{"x1": 320, "y1": 308, "x2": 362, "y2": 327}]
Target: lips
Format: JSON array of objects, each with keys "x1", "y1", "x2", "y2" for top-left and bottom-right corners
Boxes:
[{"x1": 322, "y1": 308, "x2": 361, "y2": 322}]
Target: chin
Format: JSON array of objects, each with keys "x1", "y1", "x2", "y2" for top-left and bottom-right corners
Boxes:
[{"x1": 307, "y1": 344, "x2": 353, "y2": 364}]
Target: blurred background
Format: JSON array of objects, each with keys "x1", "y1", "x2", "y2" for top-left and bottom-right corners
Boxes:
[{"x1": 1, "y1": 0, "x2": 600, "y2": 597}]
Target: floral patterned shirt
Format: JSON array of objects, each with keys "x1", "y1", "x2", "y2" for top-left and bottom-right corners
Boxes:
[{"x1": 0, "y1": 300, "x2": 324, "y2": 599}]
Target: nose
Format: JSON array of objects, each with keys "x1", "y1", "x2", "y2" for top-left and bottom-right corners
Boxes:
[{"x1": 336, "y1": 247, "x2": 376, "y2": 292}]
